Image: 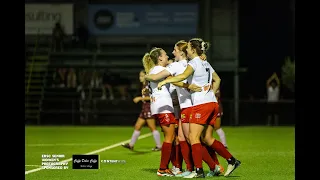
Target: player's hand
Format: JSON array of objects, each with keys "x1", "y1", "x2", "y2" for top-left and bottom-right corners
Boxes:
[
  {"x1": 188, "y1": 84, "x2": 202, "y2": 92},
  {"x1": 157, "y1": 81, "x2": 167, "y2": 90},
  {"x1": 141, "y1": 88, "x2": 149, "y2": 95},
  {"x1": 133, "y1": 97, "x2": 142, "y2": 103}
]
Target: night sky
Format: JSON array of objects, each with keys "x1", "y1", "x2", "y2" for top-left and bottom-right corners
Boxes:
[{"x1": 238, "y1": 0, "x2": 294, "y2": 99}]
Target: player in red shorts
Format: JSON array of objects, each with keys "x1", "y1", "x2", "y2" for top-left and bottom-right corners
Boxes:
[
  {"x1": 142, "y1": 47, "x2": 177, "y2": 177},
  {"x1": 122, "y1": 70, "x2": 162, "y2": 151},
  {"x1": 158, "y1": 38, "x2": 241, "y2": 178},
  {"x1": 146, "y1": 40, "x2": 222, "y2": 177}
]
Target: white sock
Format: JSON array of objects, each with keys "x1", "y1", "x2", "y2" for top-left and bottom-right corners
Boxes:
[
  {"x1": 216, "y1": 128, "x2": 227, "y2": 147},
  {"x1": 152, "y1": 130, "x2": 161, "y2": 148},
  {"x1": 129, "y1": 130, "x2": 140, "y2": 147}
]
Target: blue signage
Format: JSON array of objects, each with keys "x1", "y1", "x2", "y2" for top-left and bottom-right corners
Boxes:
[{"x1": 88, "y1": 4, "x2": 198, "y2": 35}]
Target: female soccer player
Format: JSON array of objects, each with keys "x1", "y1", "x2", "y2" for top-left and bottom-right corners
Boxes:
[
  {"x1": 142, "y1": 47, "x2": 177, "y2": 177},
  {"x1": 121, "y1": 70, "x2": 162, "y2": 151},
  {"x1": 157, "y1": 38, "x2": 241, "y2": 178},
  {"x1": 145, "y1": 40, "x2": 221, "y2": 177}
]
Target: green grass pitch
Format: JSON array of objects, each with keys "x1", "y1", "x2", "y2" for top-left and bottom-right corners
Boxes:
[{"x1": 25, "y1": 126, "x2": 295, "y2": 180}]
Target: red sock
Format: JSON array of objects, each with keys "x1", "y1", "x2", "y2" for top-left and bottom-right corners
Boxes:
[
  {"x1": 175, "y1": 144, "x2": 183, "y2": 169},
  {"x1": 170, "y1": 143, "x2": 177, "y2": 167},
  {"x1": 160, "y1": 142, "x2": 173, "y2": 169},
  {"x1": 179, "y1": 141, "x2": 194, "y2": 171},
  {"x1": 205, "y1": 145, "x2": 220, "y2": 165},
  {"x1": 210, "y1": 140, "x2": 232, "y2": 160},
  {"x1": 191, "y1": 143, "x2": 203, "y2": 168},
  {"x1": 201, "y1": 144, "x2": 217, "y2": 171}
]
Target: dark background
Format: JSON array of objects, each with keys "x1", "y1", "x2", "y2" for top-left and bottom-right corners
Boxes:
[
  {"x1": 239, "y1": 0, "x2": 294, "y2": 99},
  {"x1": 25, "y1": 0, "x2": 295, "y2": 126}
]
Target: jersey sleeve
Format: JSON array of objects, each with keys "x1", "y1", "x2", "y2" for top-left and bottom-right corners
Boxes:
[
  {"x1": 165, "y1": 62, "x2": 178, "y2": 76},
  {"x1": 188, "y1": 59, "x2": 197, "y2": 71}
]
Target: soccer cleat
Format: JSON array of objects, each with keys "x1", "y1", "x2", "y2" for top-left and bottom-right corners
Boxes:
[
  {"x1": 121, "y1": 143, "x2": 133, "y2": 151},
  {"x1": 219, "y1": 164, "x2": 225, "y2": 174},
  {"x1": 183, "y1": 171, "x2": 197, "y2": 178},
  {"x1": 152, "y1": 146, "x2": 162, "y2": 151},
  {"x1": 157, "y1": 169, "x2": 175, "y2": 176},
  {"x1": 173, "y1": 167, "x2": 182, "y2": 175},
  {"x1": 206, "y1": 165, "x2": 221, "y2": 177},
  {"x1": 175, "y1": 170, "x2": 193, "y2": 177},
  {"x1": 184, "y1": 169, "x2": 205, "y2": 178},
  {"x1": 224, "y1": 159, "x2": 241, "y2": 177},
  {"x1": 171, "y1": 166, "x2": 176, "y2": 173}
]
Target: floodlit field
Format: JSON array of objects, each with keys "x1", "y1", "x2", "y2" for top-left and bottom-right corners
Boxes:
[{"x1": 25, "y1": 126, "x2": 295, "y2": 180}]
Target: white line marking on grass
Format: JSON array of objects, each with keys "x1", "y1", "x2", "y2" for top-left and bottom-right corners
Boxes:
[
  {"x1": 26, "y1": 143, "x2": 104, "y2": 147},
  {"x1": 25, "y1": 132, "x2": 152, "y2": 175}
]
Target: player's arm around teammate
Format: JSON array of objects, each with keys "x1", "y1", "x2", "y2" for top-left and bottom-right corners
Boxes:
[
  {"x1": 142, "y1": 47, "x2": 177, "y2": 177},
  {"x1": 157, "y1": 38, "x2": 241, "y2": 178},
  {"x1": 121, "y1": 70, "x2": 161, "y2": 151}
]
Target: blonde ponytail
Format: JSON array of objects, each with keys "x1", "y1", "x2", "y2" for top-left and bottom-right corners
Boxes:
[{"x1": 142, "y1": 53, "x2": 155, "y2": 74}]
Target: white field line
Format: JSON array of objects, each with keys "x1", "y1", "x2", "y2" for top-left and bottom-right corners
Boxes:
[
  {"x1": 26, "y1": 143, "x2": 105, "y2": 147},
  {"x1": 25, "y1": 132, "x2": 153, "y2": 175}
]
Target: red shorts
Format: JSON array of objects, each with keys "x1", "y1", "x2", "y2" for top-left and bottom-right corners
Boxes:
[
  {"x1": 153, "y1": 113, "x2": 177, "y2": 126},
  {"x1": 189, "y1": 102, "x2": 220, "y2": 126},
  {"x1": 180, "y1": 107, "x2": 193, "y2": 123},
  {"x1": 139, "y1": 102, "x2": 154, "y2": 119}
]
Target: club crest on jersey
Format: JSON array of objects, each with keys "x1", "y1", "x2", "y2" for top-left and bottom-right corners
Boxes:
[
  {"x1": 195, "y1": 113, "x2": 201, "y2": 119},
  {"x1": 181, "y1": 114, "x2": 186, "y2": 119}
]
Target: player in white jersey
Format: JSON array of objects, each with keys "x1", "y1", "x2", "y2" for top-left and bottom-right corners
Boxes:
[
  {"x1": 157, "y1": 38, "x2": 241, "y2": 178},
  {"x1": 145, "y1": 40, "x2": 225, "y2": 177},
  {"x1": 145, "y1": 40, "x2": 197, "y2": 176},
  {"x1": 142, "y1": 47, "x2": 176, "y2": 177}
]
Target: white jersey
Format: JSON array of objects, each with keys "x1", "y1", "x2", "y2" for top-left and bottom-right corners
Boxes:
[
  {"x1": 149, "y1": 66, "x2": 174, "y2": 115},
  {"x1": 267, "y1": 86, "x2": 279, "y2": 102},
  {"x1": 165, "y1": 60, "x2": 193, "y2": 109},
  {"x1": 188, "y1": 56, "x2": 217, "y2": 106}
]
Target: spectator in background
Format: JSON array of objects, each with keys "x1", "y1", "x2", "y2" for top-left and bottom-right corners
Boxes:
[
  {"x1": 52, "y1": 68, "x2": 67, "y2": 87},
  {"x1": 74, "y1": 22, "x2": 89, "y2": 49},
  {"x1": 101, "y1": 70, "x2": 130, "y2": 100},
  {"x1": 90, "y1": 70, "x2": 102, "y2": 88},
  {"x1": 52, "y1": 22, "x2": 65, "y2": 52},
  {"x1": 67, "y1": 68, "x2": 77, "y2": 88},
  {"x1": 77, "y1": 69, "x2": 92, "y2": 100},
  {"x1": 266, "y1": 72, "x2": 280, "y2": 126}
]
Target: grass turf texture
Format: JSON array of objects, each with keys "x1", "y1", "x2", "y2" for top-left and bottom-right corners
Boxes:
[{"x1": 25, "y1": 126, "x2": 294, "y2": 180}]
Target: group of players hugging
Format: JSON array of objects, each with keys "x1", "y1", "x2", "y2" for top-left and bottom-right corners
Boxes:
[{"x1": 122, "y1": 38, "x2": 241, "y2": 178}]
